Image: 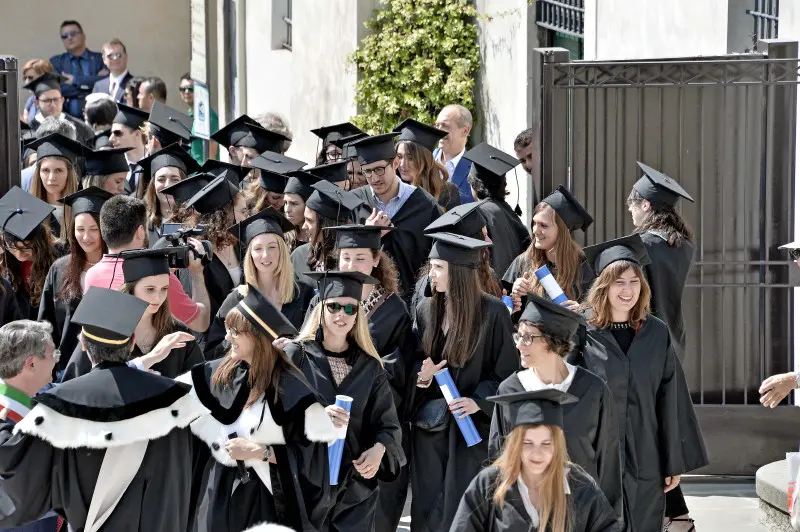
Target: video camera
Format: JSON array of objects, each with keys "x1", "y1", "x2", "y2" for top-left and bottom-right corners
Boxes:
[{"x1": 159, "y1": 223, "x2": 212, "y2": 269}]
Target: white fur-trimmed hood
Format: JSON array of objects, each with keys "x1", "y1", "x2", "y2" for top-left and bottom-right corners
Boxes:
[{"x1": 242, "y1": 524, "x2": 295, "y2": 532}]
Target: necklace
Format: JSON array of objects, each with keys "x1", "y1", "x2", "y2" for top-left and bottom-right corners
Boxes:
[
  {"x1": 610, "y1": 322, "x2": 632, "y2": 330},
  {"x1": 361, "y1": 285, "x2": 386, "y2": 315}
]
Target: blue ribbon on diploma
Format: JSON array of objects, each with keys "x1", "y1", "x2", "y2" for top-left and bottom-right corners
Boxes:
[
  {"x1": 328, "y1": 395, "x2": 352, "y2": 485},
  {"x1": 434, "y1": 368, "x2": 482, "y2": 447},
  {"x1": 534, "y1": 265, "x2": 568, "y2": 304},
  {"x1": 501, "y1": 295, "x2": 514, "y2": 313}
]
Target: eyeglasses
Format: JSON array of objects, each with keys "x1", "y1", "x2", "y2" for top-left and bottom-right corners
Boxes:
[
  {"x1": 325, "y1": 302, "x2": 359, "y2": 316},
  {"x1": 4, "y1": 242, "x2": 31, "y2": 252},
  {"x1": 38, "y1": 97, "x2": 62, "y2": 105},
  {"x1": 61, "y1": 30, "x2": 81, "y2": 39},
  {"x1": 513, "y1": 332, "x2": 544, "y2": 346},
  {"x1": 361, "y1": 163, "x2": 391, "y2": 179},
  {"x1": 326, "y1": 150, "x2": 342, "y2": 161},
  {"x1": 110, "y1": 129, "x2": 126, "y2": 137},
  {"x1": 105, "y1": 52, "x2": 124, "y2": 60},
  {"x1": 226, "y1": 327, "x2": 240, "y2": 338},
  {"x1": 179, "y1": 86, "x2": 194, "y2": 93}
]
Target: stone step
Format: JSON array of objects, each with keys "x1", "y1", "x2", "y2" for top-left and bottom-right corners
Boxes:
[{"x1": 756, "y1": 460, "x2": 794, "y2": 531}]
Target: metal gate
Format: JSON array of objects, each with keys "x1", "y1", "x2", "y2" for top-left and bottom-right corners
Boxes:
[
  {"x1": 533, "y1": 40, "x2": 800, "y2": 475},
  {"x1": 0, "y1": 56, "x2": 21, "y2": 195}
]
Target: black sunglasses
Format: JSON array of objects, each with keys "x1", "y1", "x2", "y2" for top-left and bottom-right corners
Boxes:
[
  {"x1": 179, "y1": 86, "x2": 194, "y2": 93},
  {"x1": 61, "y1": 30, "x2": 81, "y2": 39},
  {"x1": 325, "y1": 302, "x2": 359, "y2": 316}
]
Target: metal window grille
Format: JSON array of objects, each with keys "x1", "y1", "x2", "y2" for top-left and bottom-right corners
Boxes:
[
  {"x1": 535, "y1": 0, "x2": 584, "y2": 39},
  {"x1": 282, "y1": 0, "x2": 293, "y2": 51},
  {"x1": 747, "y1": 0, "x2": 779, "y2": 40}
]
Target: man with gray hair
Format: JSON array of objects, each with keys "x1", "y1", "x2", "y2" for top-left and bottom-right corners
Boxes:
[
  {"x1": 253, "y1": 111, "x2": 293, "y2": 154},
  {"x1": 21, "y1": 116, "x2": 77, "y2": 192},
  {"x1": 433, "y1": 104, "x2": 474, "y2": 204}
]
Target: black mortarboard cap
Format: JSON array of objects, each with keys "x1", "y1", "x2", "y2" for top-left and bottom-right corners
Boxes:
[
  {"x1": 198, "y1": 160, "x2": 249, "y2": 186},
  {"x1": 84, "y1": 147, "x2": 132, "y2": 175},
  {"x1": 633, "y1": 162, "x2": 694, "y2": 208},
  {"x1": 423, "y1": 199, "x2": 487, "y2": 239},
  {"x1": 351, "y1": 133, "x2": 399, "y2": 165},
  {"x1": 259, "y1": 170, "x2": 289, "y2": 193},
  {"x1": 310, "y1": 122, "x2": 364, "y2": 146},
  {"x1": 519, "y1": 293, "x2": 587, "y2": 339},
  {"x1": 307, "y1": 161, "x2": 348, "y2": 184},
  {"x1": 59, "y1": 186, "x2": 114, "y2": 217},
  {"x1": 0, "y1": 187, "x2": 55, "y2": 241},
  {"x1": 185, "y1": 173, "x2": 239, "y2": 214},
  {"x1": 305, "y1": 270, "x2": 379, "y2": 300},
  {"x1": 332, "y1": 132, "x2": 368, "y2": 160},
  {"x1": 583, "y1": 234, "x2": 651, "y2": 276},
  {"x1": 542, "y1": 185, "x2": 593, "y2": 232},
  {"x1": 305, "y1": 181, "x2": 364, "y2": 222},
  {"x1": 93, "y1": 128, "x2": 112, "y2": 150},
  {"x1": 237, "y1": 284, "x2": 299, "y2": 340},
  {"x1": 27, "y1": 133, "x2": 84, "y2": 166},
  {"x1": 72, "y1": 287, "x2": 148, "y2": 345},
  {"x1": 464, "y1": 142, "x2": 520, "y2": 182},
  {"x1": 327, "y1": 224, "x2": 393, "y2": 250},
  {"x1": 488, "y1": 389, "x2": 579, "y2": 430},
  {"x1": 228, "y1": 207, "x2": 293, "y2": 247},
  {"x1": 284, "y1": 171, "x2": 321, "y2": 199},
  {"x1": 392, "y1": 118, "x2": 448, "y2": 152},
  {"x1": 114, "y1": 103, "x2": 149, "y2": 130},
  {"x1": 251, "y1": 151, "x2": 306, "y2": 175},
  {"x1": 136, "y1": 143, "x2": 200, "y2": 180},
  {"x1": 427, "y1": 231, "x2": 491, "y2": 269},
  {"x1": 779, "y1": 241, "x2": 800, "y2": 250},
  {"x1": 118, "y1": 248, "x2": 171, "y2": 283},
  {"x1": 148, "y1": 101, "x2": 194, "y2": 144},
  {"x1": 211, "y1": 115, "x2": 287, "y2": 153},
  {"x1": 161, "y1": 174, "x2": 214, "y2": 205},
  {"x1": 24, "y1": 72, "x2": 67, "y2": 97}
]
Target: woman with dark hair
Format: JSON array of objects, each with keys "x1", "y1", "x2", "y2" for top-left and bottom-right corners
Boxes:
[
  {"x1": 283, "y1": 171, "x2": 319, "y2": 251},
  {"x1": 125, "y1": 76, "x2": 146, "y2": 108},
  {"x1": 580, "y1": 235, "x2": 706, "y2": 532},
  {"x1": 453, "y1": 391, "x2": 620, "y2": 532},
  {"x1": 311, "y1": 122, "x2": 363, "y2": 166},
  {"x1": 464, "y1": 143, "x2": 531, "y2": 279},
  {"x1": 409, "y1": 232, "x2": 518, "y2": 531},
  {"x1": 39, "y1": 187, "x2": 112, "y2": 376}
]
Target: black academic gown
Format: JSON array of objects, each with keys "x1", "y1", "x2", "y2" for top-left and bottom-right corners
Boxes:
[
  {"x1": 488, "y1": 368, "x2": 624, "y2": 525},
  {"x1": 479, "y1": 199, "x2": 531, "y2": 279},
  {"x1": 0, "y1": 363, "x2": 205, "y2": 532},
  {"x1": 284, "y1": 340, "x2": 406, "y2": 531},
  {"x1": 205, "y1": 250, "x2": 241, "y2": 325},
  {"x1": 579, "y1": 317, "x2": 707, "y2": 532},
  {"x1": 409, "y1": 293, "x2": 519, "y2": 531},
  {"x1": 352, "y1": 187, "x2": 442, "y2": 304},
  {"x1": 10, "y1": 244, "x2": 68, "y2": 321},
  {"x1": 204, "y1": 281, "x2": 315, "y2": 360},
  {"x1": 450, "y1": 465, "x2": 621, "y2": 532},
  {"x1": 290, "y1": 243, "x2": 317, "y2": 291},
  {"x1": 640, "y1": 231, "x2": 695, "y2": 361},
  {"x1": 184, "y1": 359, "x2": 338, "y2": 532},
  {"x1": 37, "y1": 256, "x2": 81, "y2": 375},
  {"x1": 0, "y1": 278, "x2": 22, "y2": 329}
]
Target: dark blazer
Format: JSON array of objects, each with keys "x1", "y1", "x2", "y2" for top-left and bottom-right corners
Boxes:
[
  {"x1": 92, "y1": 72, "x2": 132, "y2": 103},
  {"x1": 434, "y1": 147, "x2": 474, "y2": 205},
  {"x1": 48, "y1": 49, "x2": 106, "y2": 117}
]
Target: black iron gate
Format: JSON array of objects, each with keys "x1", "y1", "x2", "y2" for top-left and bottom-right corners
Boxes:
[
  {"x1": 0, "y1": 56, "x2": 21, "y2": 195},
  {"x1": 534, "y1": 40, "x2": 800, "y2": 475}
]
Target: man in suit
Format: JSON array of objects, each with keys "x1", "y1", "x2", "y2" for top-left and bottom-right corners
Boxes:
[
  {"x1": 433, "y1": 104, "x2": 474, "y2": 204},
  {"x1": 49, "y1": 20, "x2": 107, "y2": 119},
  {"x1": 25, "y1": 72, "x2": 95, "y2": 147},
  {"x1": 92, "y1": 38, "x2": 132, "y2": 104}
]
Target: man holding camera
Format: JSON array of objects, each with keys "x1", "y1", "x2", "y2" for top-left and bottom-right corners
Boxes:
[{"x1": 84, "y1": 195, "x2": 211, "y2": 332}]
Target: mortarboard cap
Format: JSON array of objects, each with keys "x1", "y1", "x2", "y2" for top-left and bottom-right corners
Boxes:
[
  {"x1": 198, "y1": 160, "x2": 250, "y2": 187},
  {"x1": 305, "y1": 270, "x2": 379, "y2": 301},
  {"x1": 307, "y1": 161, "x2": 348, "y2": 184},
  {"x1": 311, "y1": 122, "x2": 364, "y2": 146},
  {"x1": 211, "y1": 115, "x2": 287, "y2": 153},
  {"x1": 228, "y1": 207, "x2": 293, "y2": 247},
  {"x1": 284, "y1": 171, "x2": 321, "y2": 199},
  {"x1": 542, "y1": 185, "x2": 593, "y2": 232},
  {"x1": 464, "y1": 142, "x2": 520, "y2": 183},
  {"x1": 237, "y1": 284, "x2": 299, "y2": 340},
  {"x1": 259, "y1": 170, "x2": 289, "y2": 193},
  {"x1": 26, "y1": 133, "x2": 84, "y2": 166},
  {"x1": 148, "y1": 101, "x2": 194, "y2": 144},
  {"x1": 583, "y1": 234, "x2": 651, "y2": 276},
  {"x1": 59, "y1": 186, "x2": 114, "y2": 217},
  {"x1": 488, "y1": 389, "x2": 578, "y2": 430},
  {"x1": 351, "y1": 133, "x2": 399, "y2": 165},
  {"x1": 427, "y1": 231, "x2": 491, "y2": 269},
  {"x1": 779, "y1": 241, "x2": 800, "y2": 250},
  {"x1": 423, "y1": 199, "x2": 487, "y2": 239},
  {"x1": 118, "y1": 248, "x2": 172, "y2": 283},
  {"x1": 24, "y1": 72, "x2": 67, "y2": 97},
  {"x1": 327, "y1": 224, "x2": 392, "y2": 251},
  {"x1": 161, "y1": 174, "x2": 214, "y2": 205},
  {"x1": 305, "y1": 181, "x2": 365, "y2": 222},
  {"x1": 136, "y1": 143, "x2": 200, "y2": 180},
  {"x1": 519, "y1": 294, "x2": 587, "y2": 339},
  {"x1": 185, "y1": 173, "x2": 239, "y2": 214},
  {"x1": 392, "y1": 118, "x2": 448, "y2": 152},
  {"x1": 72, "y1": 287, "x2": 148, "y2": 345},
  {"x1": 93, "y1": 128, "x2": 112, "y2": 150},
  {"x1": 0, "y1": 187, "x2": 55, "y2": 241},
  {"x1": 251, "y1": 151, "x2": 306, "y2": 175},
  {"x1": 84, "y1": 147, "x2": 132, "y2": 176},
  {"x1": 332, "y1": 132, "x2": 368, "y2": 160},
  {"x1": 114, "y1": 103, "x2": 149, "y2": 130},
  {"x1": 633, "y1": 162, "x2": 694, "y2": 208}
]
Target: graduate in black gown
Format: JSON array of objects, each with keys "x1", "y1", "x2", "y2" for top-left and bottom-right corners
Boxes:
[
  {"x1": 0, "y1": 288, "x2": 207, "y2": 532},
  {"x1": 284, "y1": 271, "x2": 406, "y2": 530},
  {"x1": 38, "y1": 187, "x2": 113, "y2": 377},
  {"x1": 182, "y1": 284, "x2": 337, "y2": 532},
  {"x1": 311, "y1": 122, "x2": 364, "y2": 165},
  {"x1": 462, "y1": 143, "x2": 531, "y2": 279},
  {"x1": 205, "y1": 208, "x2": 314, "y2": 359},
  {"x1": 283, "y1": 170, "x2": 319, "y2": 251},
  {"x1": 409, "y1": 232, "x2": 518, "y2": 531},
  {"x1": 349, "y1": 133, "x2": 443, "y2": 304},
  {"x1": 580, "y1": 235, "x2": 707, "y2": 532},
  {"x1": 452, "y1": 390, "x2": 620, "y2": 532},
  {"x1": 249, "y1": 149, "x2": 307, "y2": 211},
  {"x1": 488, "y1": 294, "x2": 623, "y2": 525}
]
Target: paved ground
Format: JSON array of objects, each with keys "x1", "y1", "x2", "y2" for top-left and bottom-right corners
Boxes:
[{"x1": 395, "y1": 478, "x2": 762, "y2": 531}]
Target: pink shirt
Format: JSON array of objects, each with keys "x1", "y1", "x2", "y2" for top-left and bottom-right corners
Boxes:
[{"x1": 84, "y1": 256, "x2": 201, "y2": 326}]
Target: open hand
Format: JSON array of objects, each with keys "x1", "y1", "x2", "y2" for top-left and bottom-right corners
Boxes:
[
  {"x1": 418, "y1": 358, "x2": 447, "y2": 383},
  {"x1": 140, "y1": 332, "x2": 195, "y2": 369},
  {"x1": 759, "y1": 372, "x2": 797, "y2": 408}
]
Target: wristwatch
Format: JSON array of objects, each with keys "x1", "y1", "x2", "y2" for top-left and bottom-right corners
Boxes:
[{"x1": 262, "y1": 445, "x2": 273, "y2": 462}]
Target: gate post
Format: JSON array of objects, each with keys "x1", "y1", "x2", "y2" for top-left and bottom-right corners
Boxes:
[{"x1": 0, "y1": 57, "x2": 20, "y2": 196}]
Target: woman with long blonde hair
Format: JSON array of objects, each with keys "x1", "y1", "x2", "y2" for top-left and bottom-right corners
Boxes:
[
  {"x1": 283, "y1": 270, "x2": 405, "y2": 530},
  {"x1": 28, "y1": 133, "x2": 83, "y2": 240},
  {"x1": 580, "y1": 235, "x2": 706, "y2": 532},
  {"x1": 452, "y1": 390, "x2": 620, "y2": 532}
]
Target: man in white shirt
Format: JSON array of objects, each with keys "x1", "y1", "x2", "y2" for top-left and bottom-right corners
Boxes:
[
  {"x1": 92, "y1": 39, "x2": 132, "y2": 103},
  {"x1": 432, "y1": 104, "x2": 474, "y2": 204}
]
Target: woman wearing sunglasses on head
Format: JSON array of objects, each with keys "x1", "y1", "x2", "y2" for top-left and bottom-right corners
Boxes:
[
  {"x1": 409, "y1": 232, "x2": 518, "y2": 531},
  {"x1": 452, "y1": 390, "x2": 620, "y2": 532},
  {"x1": 284, "y1": 270, "x2": 405, "y2": 530}
]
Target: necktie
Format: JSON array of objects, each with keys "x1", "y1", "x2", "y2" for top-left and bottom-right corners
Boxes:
[
  {"x1": 127, "y1": 163, "x2": 137, "y2": 192},
  {"x1": 109, "y1": 80, "x2": 117, "y2": 98}
]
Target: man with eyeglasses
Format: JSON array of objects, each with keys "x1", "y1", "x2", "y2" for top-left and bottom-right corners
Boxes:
[
  {"x1": 92, "y1": 39, "x2": 132, "y2": 104},
  {"x1": 49, "y1": 20, "x2": 107, "y2": 119},
  {"x1": 179, "y1": 73, "x2": 219, "y2": 164},
  {"x1": 24, "y1": 72, "x2": 95, "y2": 147}
]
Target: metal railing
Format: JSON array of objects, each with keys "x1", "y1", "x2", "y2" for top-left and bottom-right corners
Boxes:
[
  {"x1": 282, "y1": 0, "x2": 293, "y2": 51},
  {"x1": 747, "y1": 0, "x2": 779, "y2": 40},
  {"x1": 535, "y1": 0, "x2": 584, "y2": 38}
]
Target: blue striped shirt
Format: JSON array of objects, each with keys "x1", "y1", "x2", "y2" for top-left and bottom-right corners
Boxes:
[{"x1": 372, "y1": 178, "x2": 416, "y2": 219}]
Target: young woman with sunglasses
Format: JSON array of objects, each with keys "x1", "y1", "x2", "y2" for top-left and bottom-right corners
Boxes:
[
  {"x1": 409, "y1": 232, "x2": 518, "y2": 531},
  {"x1": 580, "y1": 235, "x2": 706, "y2": 532},
  {"x1": 284, "y1": 270, "x2": 405, "y2": 530}
]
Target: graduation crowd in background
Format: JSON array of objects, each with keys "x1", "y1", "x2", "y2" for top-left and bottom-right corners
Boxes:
[{"x1": 0, "y1": 17, "x2": 717, "y2": 532}]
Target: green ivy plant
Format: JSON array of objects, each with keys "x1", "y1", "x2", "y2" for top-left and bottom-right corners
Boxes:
[{"x1": 350, "y1": 0, "x2": 480, "y2": 133}]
